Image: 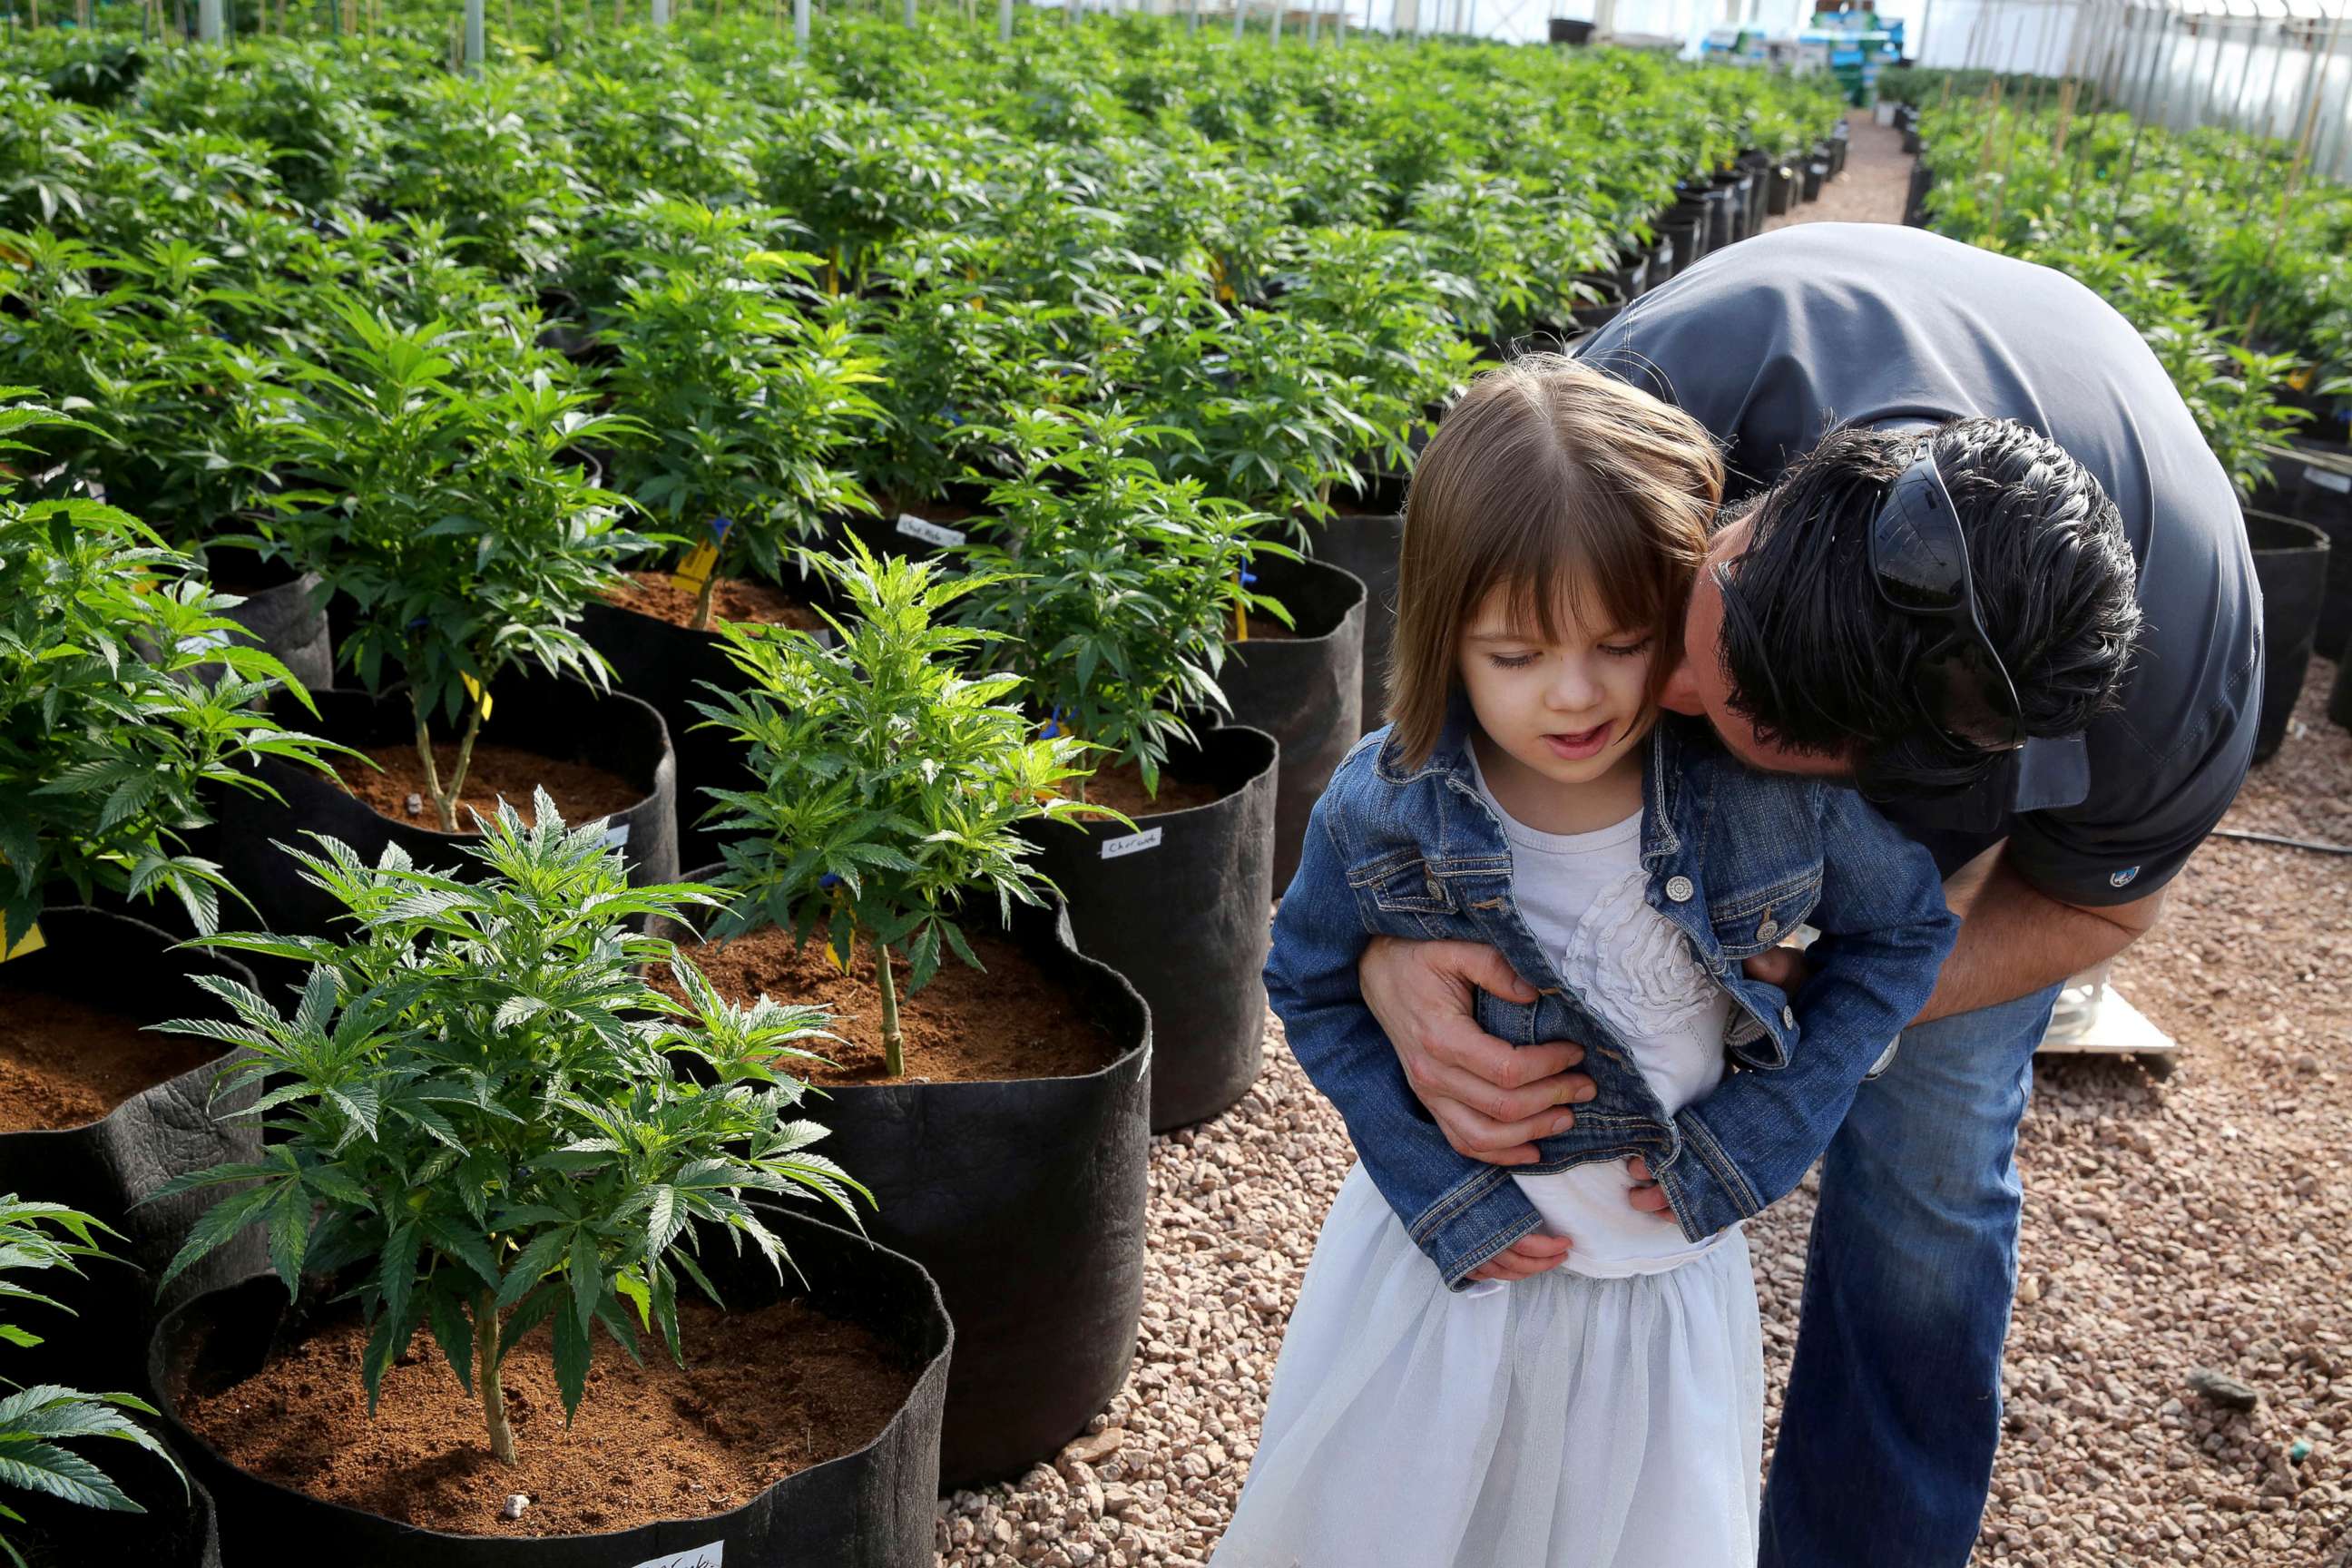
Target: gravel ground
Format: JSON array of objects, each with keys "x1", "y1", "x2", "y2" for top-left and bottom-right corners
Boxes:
[
  {"x1": 934, "y1": 664, "x2": 2352, "y2": 1568},
  {"x1": 1764, "y1": 112, "x2": 1913, "y2": 230}
]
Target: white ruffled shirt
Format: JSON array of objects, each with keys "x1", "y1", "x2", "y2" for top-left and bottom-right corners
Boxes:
[{"x1": 1467, "y1": 752, "x2": 1737, "y2": 1279}]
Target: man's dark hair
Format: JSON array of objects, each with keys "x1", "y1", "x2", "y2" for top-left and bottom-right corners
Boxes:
[{"x1": 1715, "y1": 417, "x2": 2142, "y2": 797}]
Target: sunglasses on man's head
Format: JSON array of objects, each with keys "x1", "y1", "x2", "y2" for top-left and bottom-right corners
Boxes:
[{"x1": 1868, "y1": 448, "x2": 2027, "y2": 756}]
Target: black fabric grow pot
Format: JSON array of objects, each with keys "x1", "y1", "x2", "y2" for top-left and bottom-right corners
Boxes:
[
  {"x1": 1768, "y1": 162, "x2": 1797, "y2": 216},
  {"x1": 1547, "y1": 16, "x2": 1593, "y2": 42},
  {"x1": 2330, "y1": 646, "x2": 2352, "y2": 730},
  {"x1": 1312, "y1": 473, "x2": 1408, "y2": 734},
  {"x1": 1829, "y1": 121, "x2": 1851, "y2": 175},
  {"x1": 1650, "y1": 232, "x2": 1676, "y2": 284},
  {"x1": 1022, "y1": 726, "x2": 1277, "y2": 1132},
  {"x1": 1905, "y1": 158, "x2": 1936, "y2": 227},
  {"x1": 206, "y1": 678, "x2": 679, "y2": 945},
  {"x1": 0, "y1": 908, "x2": 264, "y2": 1393},
  {"x1": 579, "y1": 564, "x2": 839, "y2": 870},
  {"x1": 2280, "y1": 442, "x2": 2352, "y2": 658},
  {"x1": 197, "y1": 545, "x2": 332, "y2": 691},
  {"x1": 149, "y1": 1206, "x2": 955, "y2": 1568},
  {"x1": 6, "y1": 1442, "x2": 221, "y2": 1568},
  {"x1": 2247, "y1": 511, "x2": 2329, "y2": 762},
  {"x1": 1216, "y1": 553, "x2": 1367, "y2": 896},
  {"x1": 1802, "y1": 159, "x2": 1828, "y2": 201},
  {"x1": 654, "y1": 895, "x2": 1151, "y2": 1492},
  {"x1": 1702, "y1": 186, "x2": 1739, "y2": 252}
]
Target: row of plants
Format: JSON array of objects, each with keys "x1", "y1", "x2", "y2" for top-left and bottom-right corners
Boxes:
[
  {"x1": 1902, "y1": 74, "x2": 2352, "y2": 760},
  {"x1": 0, "y1": 15, "x2": 1850, "y2": 1563}
]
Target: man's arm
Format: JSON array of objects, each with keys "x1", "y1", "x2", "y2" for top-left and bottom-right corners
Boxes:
[
  {"x1": 1743, "y1": 841, "x2": 2171, "y2": 1024},
  {"x1": 1913, "y1": 848, "x2": 2169, "y2": 1022}
]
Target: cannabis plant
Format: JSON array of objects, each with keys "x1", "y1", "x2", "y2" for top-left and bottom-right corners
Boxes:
[
  {"x1": 262, "y1": 297, "x2": 642, "y2": 832},
  {"x1": 0, "y1": 393, "x2": 343, "y2": 942},
  {"x1": 0, "y1": 1196, "x2": 186, "y2": 1568},
  {"x1": 952, "y1": 405, "x2": 1292, "y2": 796},
  {"x1": 144, "y1": 799, "x2": 862, "y2": 1466},
  {"x1": 695, "y1": 541, "x2": 1107, "y2": 1077},
  {"x1": 596, "y1": 198, "x2": 884, "y2": 632}
]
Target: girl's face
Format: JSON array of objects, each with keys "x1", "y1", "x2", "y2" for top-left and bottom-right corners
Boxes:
[{"x1": 1457, "y1": 585, "x2": 1657, "y2": 790}]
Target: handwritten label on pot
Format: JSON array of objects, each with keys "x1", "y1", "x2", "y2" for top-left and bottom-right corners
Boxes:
[
  {"x1": 2309, "y1": 468, "x2": 2352, "y2": 495},
  {"x1": 896, "y1": 514, "x2": 965, "y2": 548},
  {"x1": 1099, "y1": 827, "x2": 1163, "y2": 860},
  {"x1": 626, "y1": 1545, "x2": 721, "y2": 1568}
]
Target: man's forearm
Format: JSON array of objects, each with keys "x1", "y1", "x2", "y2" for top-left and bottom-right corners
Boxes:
[{"x1": 1915, "y1": 852, "x2": 2164, "y2": 1024}]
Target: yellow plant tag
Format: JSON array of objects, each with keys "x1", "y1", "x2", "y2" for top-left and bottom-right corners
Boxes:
[
  {"x1": 461, "y1": 672, "x2": 494, "y2": 720},
  {"x1": 671, "y1": 538, "x2": 720, "y2": 597},
  {"x1": 0, "y1": 916, "x2": 44, "y2": 963},
  {"x1": 2288, "y1": 367, "x2": 2315, "y2": 393},
  {"x1": 1234, "y1": 600, "x2": 1249, "y2": 643}
]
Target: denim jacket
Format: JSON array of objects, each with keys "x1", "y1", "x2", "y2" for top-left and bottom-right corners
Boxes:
[{"x1": 1267, "y1": 707, "x2": 1960, "y2": 1291}]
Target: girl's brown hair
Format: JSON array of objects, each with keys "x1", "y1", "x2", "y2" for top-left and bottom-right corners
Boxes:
[{"x1": 1385, "y1": 353, "x2": 1723, "y2": 768}]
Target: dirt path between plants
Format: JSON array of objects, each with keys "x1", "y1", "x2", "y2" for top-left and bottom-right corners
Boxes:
[
  {"x1": 932, "y1": 667, "x2": 2352, "y2": 1568},
  {"x1": 1765, "y1": 111, "x2": 1914, "y2": 230}
]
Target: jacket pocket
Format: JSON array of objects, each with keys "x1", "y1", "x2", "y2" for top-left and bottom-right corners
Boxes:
[
  {"x1": 1346, "y1": 848, "x2": 1472, "y2": 940},
  {"x1": 1707, "y1": 872, "x2": 1821, "y2": 959}
]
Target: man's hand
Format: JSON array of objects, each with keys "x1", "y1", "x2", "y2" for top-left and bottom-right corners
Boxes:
[
  {"x1": 1743, "y1": 945, "x2": 1813, "y2": 995},
  {"x1": 1624, "y1": 1157, "x2": 1675, "y2": 1220},
  {"x1": 1465, "y1": 1231, "x2": 1573, "y2": 1284},
  {"x1": 1358, "y1": 936, "x2": 1595, "y2": 1166}
]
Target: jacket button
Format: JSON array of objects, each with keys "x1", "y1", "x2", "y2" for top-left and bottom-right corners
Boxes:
[
  {"x1": 1424, "y1": 876, "x2": 1444, "y2": 902},
  {"x1": 1781, "y1": 1004, "x2": 1796, "y2": 1027},
  {"x1": 1757, "y1": 916, "x2": 1781, "y2": 942},
  {"x1": 1665, "y1": 876, "x2": 1695, "y2": 904}
]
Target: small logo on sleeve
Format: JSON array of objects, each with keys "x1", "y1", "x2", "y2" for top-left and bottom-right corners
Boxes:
[{"x1": 2109, "y1": 866, "x2": 2141, "y2": 888}]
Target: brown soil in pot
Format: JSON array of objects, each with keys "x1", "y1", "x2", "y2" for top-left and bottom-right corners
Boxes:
[
  {"x1": 662, "y1": 923, "x2": 1122, "y2": 1085},
  {"x1": 1237, "y1": 613, "x2": 1300, "y2": 642},
  {"x1": 0, "y1": 987, "x2": 223, "y2": 1132},
  {"x1": 1067, "y1": 758, "x2": 1227, "y2": 819},
  {"x1": 335, "y1": 742, "x2": 642, "y2": 830},
  {"x1": 177, "y1": 1296, "x2": 916, "y2": 1538},
  {"x1": 604, "y1": 570, "x2": 826, "y2": 633}
]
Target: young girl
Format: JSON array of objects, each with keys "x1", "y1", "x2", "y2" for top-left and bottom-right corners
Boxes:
[{"x1": 1213, "y1": 357, "x2": 1959, "y2": 1567}]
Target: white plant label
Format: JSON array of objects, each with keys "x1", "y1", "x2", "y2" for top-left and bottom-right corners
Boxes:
[
  {"x1": 896, "y1": 513, "x2": 966, "y2": 547},
  {"x1": 1099, "y1": 827, "x2": 1163, "y2": 860},
  {"x1": 2309, "y1": 468, "x2": 2351, "y2": 494},
  {"x1": 599, "y1": 819, "x2": 631, "y2": 848},
  {"x1": 176, "y1": 629, "x2": 233, "y2": 657},
  {"x1": 627, "y1": 1544, "x2": 721, "y2": 1568}
]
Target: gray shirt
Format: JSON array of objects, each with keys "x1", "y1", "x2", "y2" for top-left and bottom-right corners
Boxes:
[{"x1": 1579, "y1": 222, "x2": 2260, "y2": 907}]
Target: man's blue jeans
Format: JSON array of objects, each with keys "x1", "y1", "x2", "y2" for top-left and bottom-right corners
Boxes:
[{"x1": 1759, "y1": 981, "x2": 2063, "y2": 1567}]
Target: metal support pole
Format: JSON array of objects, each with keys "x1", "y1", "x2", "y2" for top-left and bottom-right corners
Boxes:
[
  {"x1": 999, "y1": 0, "x2": 1011, "y2": 40},
  {"x1": 197, "y1": 0, "x2": 220, "y2": 37},
  {"x1": 465, "y1": 0, "x2": 485, "y2": 65},
  {"x1": 1187, "y1": 0, "x2": 1197, "y2": 30},
  {"x1": 792, "y1": 0, "x2": 806, "y2": 43},
  {"x1": 1233, "y1": 0, "x2": 1243, "y2": 37},
  {"x1": 1307, "y1": 2, "x2": 1316, "y2": 41},
  {"x1": 1270, "y1": 0, "x2": 1280, "y2": 38},
  {"x1": 651, "y1": 0, "x2": 668, "y2": 21},
  {"x1": 905, "y1": 0, "x2": 914, "y2": 24}
]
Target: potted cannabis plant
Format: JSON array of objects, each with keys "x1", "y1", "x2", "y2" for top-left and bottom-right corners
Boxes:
[
  {"x1": 672, "y1": 541, "x2": 1152, "y2": 1489},
  {"x1": 212, "y1": 297, "x2": 682, "y2": 935},
  {"x1": 576, "y1": 196, "x2": 883, "y2": 867},
  {"x1": 0, "y1": 393, "x2": 334, "y2": 1368},
  {"x1": 143, "y1": 802, "x2": 953, "y2": 1565},
  {"x1": 951, "y1": 404, "x2": 1285, "y2": 1129}
]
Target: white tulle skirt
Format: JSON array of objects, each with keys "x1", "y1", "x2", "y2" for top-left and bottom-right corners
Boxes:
[{"x1": 1210, "y1": 1164, "x2": 1764, "y2": 1568}]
